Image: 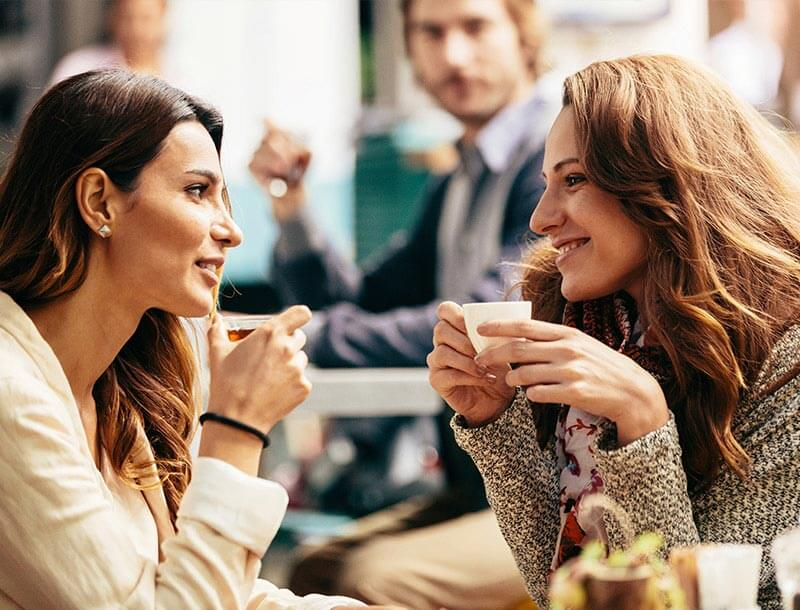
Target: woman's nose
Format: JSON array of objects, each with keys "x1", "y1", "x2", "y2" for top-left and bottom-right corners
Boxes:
[
  {"x1": 212, "y1": 212, "x2": 243, "y2": 248},
  {"x1": 530, "y1": 187, "x2": 562, "y2": 236}
]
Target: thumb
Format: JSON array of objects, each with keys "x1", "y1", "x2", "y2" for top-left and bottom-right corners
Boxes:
[
  {"x1": 207, "y1": 314, "x2": 231, "y2": 365},
  {"x1": 298, "y1": 149, "x2": 312, "y2": 171}
]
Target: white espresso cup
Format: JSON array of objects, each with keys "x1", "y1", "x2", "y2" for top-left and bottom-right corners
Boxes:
[{"x1": 462, "y1": 301, "x2": 532, "y2": 353}]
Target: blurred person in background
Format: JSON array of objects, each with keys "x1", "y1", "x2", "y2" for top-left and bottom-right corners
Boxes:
[
  {"x1": 706, "y1": 0, "x2": 789, "y2": 112},
  {"x1": 778, "y1": 0, "x2": 800, "y2": 127},
  {"x1": 50, "y1": 0, "x2": 170, "y2": 84},
  {"x1": 249, "y1": 0, "x2": 559, "y2": 608}
]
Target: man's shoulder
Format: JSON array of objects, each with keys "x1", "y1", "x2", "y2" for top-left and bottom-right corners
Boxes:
[
  {"x1": 418, "y1": 171, "x2": 454, "y2": 210},
  {"x1": 508, "y1": 145, "x2": 546, "y2": 191},
  {"x1": 50, "y1": 45, "x2": 123, "y2": 84}
]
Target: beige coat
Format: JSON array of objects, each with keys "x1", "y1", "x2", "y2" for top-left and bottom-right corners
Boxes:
[{"x1": 0, "y1": 292, "x2": 362, "y2": 609}]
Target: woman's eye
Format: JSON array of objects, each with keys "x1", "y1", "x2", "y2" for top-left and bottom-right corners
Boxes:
[
  {"x1": 565, "y1": 174, "x2": 586, "y2": 188},
  {"x1": 186, "y1": 184, "x2": 208, "y2": 197}
]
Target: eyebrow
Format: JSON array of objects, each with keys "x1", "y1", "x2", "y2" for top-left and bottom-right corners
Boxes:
[
  {"x1": 408, "y1": 20, "x2": 440, "y2": 31},
  {"x1": 185, "y1": 169, "x2": 222, "y2": 184},
  {"x1": 542, "y1": 157, "x2": 580, "y2": 179}
]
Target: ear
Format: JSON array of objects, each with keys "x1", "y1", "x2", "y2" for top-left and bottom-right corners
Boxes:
[{"x1": 74, "y1": 167, "x2": 123, "y2": 238}]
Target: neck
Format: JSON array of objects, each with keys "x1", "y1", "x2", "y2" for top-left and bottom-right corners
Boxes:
[
  {"x1": 626, "y1": 280, "x2": 647, "y2": 328},
  {"x1": 461, "y1": 122, "x2": 484, "y2": 143},
  {"x1": 26, "y1": 276, "x2": 143, "y2": 407},
  {"x1": 460, "y1": 77, "x2": 536, "y2": 143},
  {"x1": 123, "y1": 48, "x2": 162, "y2": 75}
]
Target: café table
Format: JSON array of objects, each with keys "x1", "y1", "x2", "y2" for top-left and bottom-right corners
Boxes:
[
  {"x1": 295, "y1": 366, "x2": 442, "y2": 417},
  {"x1": 261, "y1": 366, "x2": 443, "y2": 583}
]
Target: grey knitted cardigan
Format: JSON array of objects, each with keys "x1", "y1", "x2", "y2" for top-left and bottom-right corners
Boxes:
[{"x1": 453, "y1": 325, "x2": 800, "y2": 610}]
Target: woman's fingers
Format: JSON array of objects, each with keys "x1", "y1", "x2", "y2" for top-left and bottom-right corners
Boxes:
[
  {"x1": 427, "y1": 344, "x2": 484, "y2": 378},
  {"x1": 474, "y1": 336, "x2": 566, "y2": 369},
  {"x1": 287, "y1": 329, "x2": 307, "y2": 352},
  {"x1": 505, "y1": 362, "x2": 566, "y2": 388},
  {"x1": 477, "y1": 318, "x2": 570, "y2": 342},
  {"x1": 270, "y1": 305, "x2": 312, "y2": 336},
  {"x1": 525, "y1": 382, "x2": 571, "y2": 405},
  {"x1": 207, "y1": 314, "x2": 232, "y2": 363},
  {"x1": 429, "y1": 367, "x2": 495, "y2": 392},
  {"x1": 291, "y1": 349, "x2": 309, "y2": 372},
  {"x1": 437, "y1": 301, "x2": 468, "y2": 334},
  {"x1": 433, "y1": 317, "x2": 475, "y2": 355}
]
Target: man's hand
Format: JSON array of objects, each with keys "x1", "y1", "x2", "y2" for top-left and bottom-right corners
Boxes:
[{"x1": 248, "y1": 119, "x2": 312, "y2": 221}]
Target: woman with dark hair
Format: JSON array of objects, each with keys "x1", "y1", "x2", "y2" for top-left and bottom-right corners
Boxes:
[
  {"x1": 0, "y1": 70, "x2": 369, "y2": 608},
  {"x1": 428, "y1": 54, "x2": 800, "y2": 609}
]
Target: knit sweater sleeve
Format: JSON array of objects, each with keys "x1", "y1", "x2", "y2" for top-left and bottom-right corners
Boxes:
[
  {"x1": 454, "y1": 381, "x2": 798, "y2": 610},
  {"x1": 452, "y1": 391, "x2": 561, "y2": 606},
  {"x1": 593, "y1": 374, "x2": 800, "y2": 610},
  {"x1": 592, "y1": 414, "x2": 699, "y2": 551}
]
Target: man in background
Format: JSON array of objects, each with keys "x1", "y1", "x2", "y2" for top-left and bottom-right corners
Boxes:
[{"x1": 249, "y1": 0, "x2": 558, "y2": 607}]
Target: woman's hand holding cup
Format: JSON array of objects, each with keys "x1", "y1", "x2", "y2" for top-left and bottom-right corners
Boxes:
[
  {"x1": 427, "y1": 301, "x2": 520, "y2": 428},
  {"x1": 472, "y1": 317, "x2": 669, "y2": 445},
  {"x1": 207, "y1": 305, "x2": 313, "y2": 435}
]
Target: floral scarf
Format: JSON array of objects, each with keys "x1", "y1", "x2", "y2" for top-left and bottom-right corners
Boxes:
[{"x1": 551, "y1": 292, "x2": 674, "y2": 568}]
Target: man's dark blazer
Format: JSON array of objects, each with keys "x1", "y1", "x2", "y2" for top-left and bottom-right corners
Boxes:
[{"x1": 271, "y1": 146, "x2": 546, "y2": 369}]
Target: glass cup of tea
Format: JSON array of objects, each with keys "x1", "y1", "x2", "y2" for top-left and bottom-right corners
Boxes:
[
  {"x1": 224, "y1": 314, "x2": 273, "y2": 342},
  {"x1": 696, "y1": 543, "x2": 762, "y2": 610}
]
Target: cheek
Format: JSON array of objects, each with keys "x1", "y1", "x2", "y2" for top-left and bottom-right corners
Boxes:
[
  {"x1": 605, "y1": 225, "x2": 648, "y2": 282},
  {"x1": 140, "y1": 206, "x2": 207, "y2": 261},
  {"x1": 411, "y1": 46, "x2": 439, "y2": 76},
  {"x1": 486, "y1": 34, "x2": 526, "y2": 72}
]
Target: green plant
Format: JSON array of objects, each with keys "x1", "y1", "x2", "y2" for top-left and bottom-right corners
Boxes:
[{"x1": 549, "y1": 532, "x2": 687, "y2": 610}]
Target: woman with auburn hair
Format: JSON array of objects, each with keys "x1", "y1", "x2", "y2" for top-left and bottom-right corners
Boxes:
[
  {"x1": 428, "y1": 54, "x2": 800, "y2": 609},
  {"x1": 0, "y1": 69, "x2": 374, "y2": 608}
]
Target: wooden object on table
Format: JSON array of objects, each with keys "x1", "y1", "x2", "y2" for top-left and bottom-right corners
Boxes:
[
  {"x1": 669, "y1": 546, "x2": 699, "y2": 610},
  {"x1": 584, "y1": 565, "x2": 663, "y2": 610}
]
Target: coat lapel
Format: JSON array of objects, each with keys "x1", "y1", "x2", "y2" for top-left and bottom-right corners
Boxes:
[{"x1": 132, "y1": 425, "x2": 176, "y2": 560}]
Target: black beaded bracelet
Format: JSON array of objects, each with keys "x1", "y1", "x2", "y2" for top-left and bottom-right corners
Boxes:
[{"x1": 199, "y1": 412, "x2": 271, "y2": 449}]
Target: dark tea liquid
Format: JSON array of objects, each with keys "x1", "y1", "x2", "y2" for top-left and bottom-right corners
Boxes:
[{"x1": 227, "y1": 328, "x2": 256, "y2": 342}]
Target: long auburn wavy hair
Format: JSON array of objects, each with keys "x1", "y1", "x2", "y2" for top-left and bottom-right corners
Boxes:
[
  {"x1": 0, "y1": 70, "x2": 225, "y2": 523},
  {"x1": 522, "y1": 55, "x2": 800, "y2": 488}
]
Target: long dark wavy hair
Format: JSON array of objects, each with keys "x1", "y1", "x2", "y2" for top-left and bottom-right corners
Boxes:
[
  {"x1": 522, "y1": 55, "x2": 800, "y2": 488},
  {"x1": 0, "y1": 69, "x2": 225, "y2": 523}
]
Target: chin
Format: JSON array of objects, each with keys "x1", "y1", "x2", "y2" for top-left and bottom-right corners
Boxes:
[
  {"x1": 188, "y1": 300, "x2": 215, "y2": 318},
  {"x1": 560, "y1": 278, "x2": 609, "y2": 303},
  {"x1": 164, "y1": 294, "x2": 214, "y2": 319}
]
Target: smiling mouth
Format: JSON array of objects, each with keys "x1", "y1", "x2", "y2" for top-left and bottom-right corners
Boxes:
[
  {"x1": 195, "y1": 261, "x2": 221, "y2": 286},
  {"x1": 196, "y1": 262, "x2": 218, "y2": 274},
  {"x1": 555, "y1": 239, "x2": 590, "y2": 264},
  {"x1": 557, "y1": 239, "x2": 589, "y2": 255}
]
